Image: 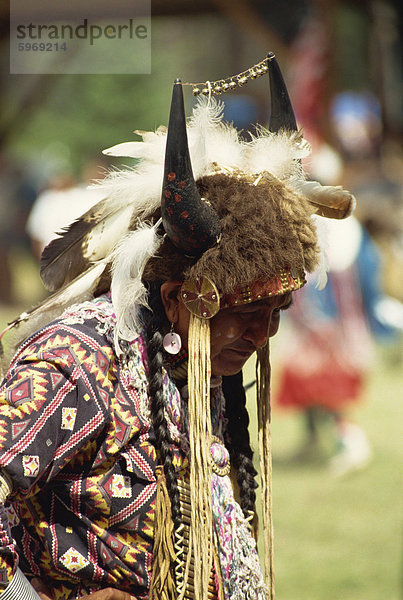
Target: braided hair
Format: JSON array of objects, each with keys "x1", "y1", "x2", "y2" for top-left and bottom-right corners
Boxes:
[
  {"x1": 222, "y1": 371, "x2": 258, "y2": 517},
  {"x1": 144, "y1": 283, "x2": 257, "y2": 524},
  {"x1": 144, "y1": 282, "x2": 181, "y2": 530}
]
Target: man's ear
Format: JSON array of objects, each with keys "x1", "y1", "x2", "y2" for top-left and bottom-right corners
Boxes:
[{"x1": 160, "y1": 281, "x2": 182, "y2": 323}]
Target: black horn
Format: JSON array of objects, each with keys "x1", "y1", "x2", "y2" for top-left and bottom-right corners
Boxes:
[
  {"x1": 161, "y1": 80, "x2": 221, "y2": 256},
  {"x1": 268, "y1": 52, "x2": 298, "y2": 133}
]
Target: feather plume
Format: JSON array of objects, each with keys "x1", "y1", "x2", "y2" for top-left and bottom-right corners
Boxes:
[
  {"x1": 188, "y1": 97, "x2": 220, "y2": 177},
  {"x1": 0, "y1": 261, "x2": 108, "y2": 344},
  {"x1": 91, "y1": 167, "x2": 162, "y2": 222},
  {"x1": 189, "y1": 97, "x2": 243, "y2": 176},
  {"x1": 246, "y1": 128, "x2": 309, "y2": 180},
  {"x1": 40, "y1": 97, "x2": 355, "y2": 302},
  {"x1": 134, "y1": 125, "x2": 167, "y2": 139},
  {"x1": 200, "y1": 121, "x2": 242, "y2": 175},
  {"x1": 103, "y1": 127, "x2": 167, "y2": 162},
  {"x1": 189, "y1": 95, "x2": 224, "y2": 128},
  {"x1": 103, "y1": 135, "x2": 166, "y2": 165},
  {"x1": 111, "y1": 219, "x2": 162, "y2": 353},
  {"x1": 103, "y1": 141, "x2": 150, "y2": 159},
  {"x1": 297, "y1": 180, "x2": 356, "y2": 219},
  {"x1": 40, "y1": 198, "x2": 134, "y2": 292}
]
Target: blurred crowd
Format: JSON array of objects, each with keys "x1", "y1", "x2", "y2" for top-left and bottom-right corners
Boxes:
[
  {"x1": 271, "y1": 89, "x2": 403, "y2": 476},
  {"x1": 0, "y1": 156, "x2": 111, "y2": 306}
]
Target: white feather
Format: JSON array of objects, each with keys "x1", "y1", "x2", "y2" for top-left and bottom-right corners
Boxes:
[
  {"x1": 134, "y1": 126, "x2": 167, "y2": 142},
  {"x1": 245, "y1": 128, "x2": 308, "y2": 179},
  {"x1": 188, "y1": 97, "x2": 223, "y2": 176},
  {"x1": 103, "y1": 142, "x2": 148, "y2": 158},
  {"x1": 111, "y1": 220, "x2": 162, "y2": 353},
  {"x1": 189, "y1": 96, "x2": 224, "y2": 130},
  {"x1": 96, "y1": 167, "x2": 162, "y2": 223},
  {"x1": 189, "y1": 97, "x2": 246, "y2": 176},
  {"x1": 83, "y1": 203, "x2": 136, "y2": 261},
  {"x1": 103, "y1": 136, "x2": 166, "y2": 164}
]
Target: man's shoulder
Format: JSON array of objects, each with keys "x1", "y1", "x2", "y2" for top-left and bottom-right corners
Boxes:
[
  {"x1": 59, "y1": 294, "x2": 117, "y2": 333},
  {"x1": 10, "y1": 295, "x2": 117, "y2": 367}
]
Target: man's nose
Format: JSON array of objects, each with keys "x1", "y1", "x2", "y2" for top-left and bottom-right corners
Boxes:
[{"x1": 243, "y1": 313, "x2": 271, "y2": 348}]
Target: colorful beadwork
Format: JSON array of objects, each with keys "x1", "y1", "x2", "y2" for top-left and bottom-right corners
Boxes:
[
  {"x1": 209, "y1": 437, "x2": 230, "y2": 477},
  {"x1": 221, "y1": 268, "x2": 306, "y2": 308}
]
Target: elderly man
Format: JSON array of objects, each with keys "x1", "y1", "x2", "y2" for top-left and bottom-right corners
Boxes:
[{"x1": 0, "y1": 54, "x2": 354, "y2": 600}]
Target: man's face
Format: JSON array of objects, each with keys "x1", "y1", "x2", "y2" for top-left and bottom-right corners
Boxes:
[{"x1": 174, "y1": 292, "x2": 292, "y2": 376}]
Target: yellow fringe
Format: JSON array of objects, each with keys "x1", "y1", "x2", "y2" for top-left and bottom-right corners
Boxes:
[
  {"x1": 150, "y1": 466, "x2": 176, "y2": 600},
  {"x1": 256, "y1": 345, "x2": 275, "y2": 600},
  {"x1": 186, "y1": 313, "x2": 213, "y2": 600}
]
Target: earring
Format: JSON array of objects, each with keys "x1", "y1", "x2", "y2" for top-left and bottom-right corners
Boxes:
[{"x1": 163, "y1": 323, "x2": 182, "y2": 354}]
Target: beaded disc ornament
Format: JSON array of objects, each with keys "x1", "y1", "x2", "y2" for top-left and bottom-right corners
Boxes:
[{"x1": 180, "y1": 277, "x2": 220, "y2": 319}]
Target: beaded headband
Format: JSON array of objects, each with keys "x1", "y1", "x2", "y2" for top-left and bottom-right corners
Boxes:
[
  {"x1": 221, "y1": 268, "x2": 306, "y2": 309},
  {"x1": 178, "y1": 268, "x2": 306, "y2": 320}
]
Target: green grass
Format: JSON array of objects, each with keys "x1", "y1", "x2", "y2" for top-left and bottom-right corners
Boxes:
[
  {"x1": 245, "y1": 341, "x2": 402, "y2": 600},
  {"x1": 0, "y1": 249, "x2": 47, "y2": 363},
  {"x1": 1, "y1": 253, "x2": 402, "y2": 599}
]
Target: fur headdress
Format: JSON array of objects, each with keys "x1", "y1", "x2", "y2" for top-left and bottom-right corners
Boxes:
[{"x1": 5, "y1": 55, "x2": 354, "y2": 347}]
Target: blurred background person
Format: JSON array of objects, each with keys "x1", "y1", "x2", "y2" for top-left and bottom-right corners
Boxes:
[
  {"x1": 26, "y1": 157, "x2": 109, "y2": 260},
  {"x1": 273, "y1": 211, "x2": 400, "y2": 476},
  {"x1": 270, "y1": 6, "x2": 403, "y2": 476}
]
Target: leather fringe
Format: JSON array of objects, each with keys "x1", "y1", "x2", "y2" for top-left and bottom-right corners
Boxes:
[
  {"x1": 150, "y1": 466, "x2": 176, "y2": 600},
  {"x1": 256, "y1": 344, "x2": 275, "y2": 600},
  {"x1": 187, "y1": 313, "x2": 213, "y2": 600}
]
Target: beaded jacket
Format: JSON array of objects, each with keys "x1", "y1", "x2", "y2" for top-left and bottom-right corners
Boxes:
[{"x1": 0, "y1": 295, "x2": 263, "y2": 600}]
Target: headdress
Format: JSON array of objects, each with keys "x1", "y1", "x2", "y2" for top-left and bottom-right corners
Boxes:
[{"x1": 1, "y1": 53, "x2": 355, "y2": 600}]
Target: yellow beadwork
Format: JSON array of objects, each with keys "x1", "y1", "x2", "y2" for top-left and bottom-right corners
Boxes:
[{"x1": 188, "y1": 54, "x2": 275, "y2": 96}]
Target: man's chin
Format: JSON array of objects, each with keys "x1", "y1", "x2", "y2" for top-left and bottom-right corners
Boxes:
[{"x1": 211, "y1": 354, "x2": 251, "y2": 377}]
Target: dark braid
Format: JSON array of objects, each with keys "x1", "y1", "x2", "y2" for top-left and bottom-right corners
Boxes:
[
  {"x1": 144, "y1": 284, "x2": 257, "y2": 523},
  {"x1": 222, "y1": 370, "x2": 258, "y2": 517},
  {"x1": 144, "y1": 282, "x2": 182, "y2": 530}
]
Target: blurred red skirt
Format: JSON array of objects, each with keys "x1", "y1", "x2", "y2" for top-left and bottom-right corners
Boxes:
[{"x1": 276, "y1": 363, "x2": 364, "y2": 411}]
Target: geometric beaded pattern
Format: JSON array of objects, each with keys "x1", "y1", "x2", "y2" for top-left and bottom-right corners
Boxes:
[
  {"x1": 221, "y1": 268, "x2": 306, "y2": 308},
  {"x1": 0, "y1": 295, "x2": 189, "y2": 600}
]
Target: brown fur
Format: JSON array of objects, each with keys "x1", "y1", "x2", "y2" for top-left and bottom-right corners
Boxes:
[{"x1": 143, "y1": 173, "x2": 319, "y2": 294}]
